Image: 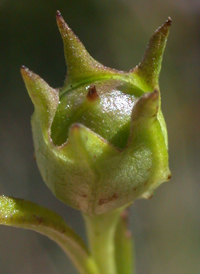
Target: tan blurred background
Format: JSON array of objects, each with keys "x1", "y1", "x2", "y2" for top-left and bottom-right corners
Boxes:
[{"x1": 0, "y1": 0, "x2": 199, "y2": 273}]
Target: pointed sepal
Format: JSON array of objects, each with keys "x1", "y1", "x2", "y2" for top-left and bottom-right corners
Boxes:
[
  {"x1": 56, "y1": 11, "x2": 116, "y2": 89},
  {"x1": 21, "y1": 66, "x2": 59, "y2": 123},
  {"x1": 55, "y1": 124, "x2": 120, "y2": 214},
  {"x1": 93, "y1": 90, "x2": 169, "y2": 213},
  {"x1": 129, "y1": 90, "x2": 171, "y2": 194},
  {"x1": 65, "y1": 123, "x2": 120, "y2": 167},
  {"x1": 86, "y1": 85, "x2": 100, "y2": 102},
  {"x1": 132, "y1": 18, "x2": 172, "y2": 90},
  {"x1": 129, "y1": 90, "x2": 162, "y2": 157},
  {"x1": 130, "y1": 90, "x2": 159, "y2": 134}
]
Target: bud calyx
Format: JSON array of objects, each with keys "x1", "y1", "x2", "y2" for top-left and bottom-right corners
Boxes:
[{"x1": 21, "y1": 12, "x2": 171, "y2": 215}]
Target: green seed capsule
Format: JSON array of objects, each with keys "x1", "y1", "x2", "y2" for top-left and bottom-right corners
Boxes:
[{"x1": 21, "y1": 11, "x2": 171, "y2": 215}]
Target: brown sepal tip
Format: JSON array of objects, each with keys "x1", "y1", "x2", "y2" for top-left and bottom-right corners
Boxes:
[
  {"x1": 167, "y1": 173, "x2": 172, "y2": 180},
  {"x1": 166, "y1": 17, "x2": 172, "y2": 26},
  {"x1": 56, "y1": 10, "x2": 66, "y2": 27},
  {"x1": 56, "y1": 10, "x2": 62, "y2": 18},
  {"x1": 20, "y1": 65, "x2": 28, "y2": 72},
  {"x1": 87, "y1": 85, "x2": 100, "y2": 101},
  {"x1": 56, "y1": 10, "x2": 71, "y2": 35},
  {"x1": 20, "y1": 65, "x2": 31, "y2": 78}
]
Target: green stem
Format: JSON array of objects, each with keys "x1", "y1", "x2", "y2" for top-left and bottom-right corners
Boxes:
[
  {"x1": 114, "y1": 209, "x2": 135, "y2": 274},
  {"x1": 0, "y1": 196, "x2": 100, "y2": 274},
  {"x1": 83, "y1": 209, "x2": 123, "y2": 274}
]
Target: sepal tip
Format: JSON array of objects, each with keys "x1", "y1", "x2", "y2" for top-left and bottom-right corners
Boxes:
[
  {"x1": 86, "y1": 85, "x2": 100, "y2": 101},
  {"x1": 132, "y1": 18, "x2": 172, "y2": 90},
  {"x1": 56, "y1": 10, "x2": 62, "y2": 18},
  {"x1": 21, "y1": 66, "x2": 59, "y2": 123}
]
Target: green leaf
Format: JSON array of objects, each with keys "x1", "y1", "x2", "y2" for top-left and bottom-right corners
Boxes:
[{"x1": 0, "y1": 196, "x2": 100, "y2": 274}]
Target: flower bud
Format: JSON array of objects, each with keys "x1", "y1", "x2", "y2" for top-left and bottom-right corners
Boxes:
[{"x1": 21, "y1": 12, "x2": 171, "y2": 215}]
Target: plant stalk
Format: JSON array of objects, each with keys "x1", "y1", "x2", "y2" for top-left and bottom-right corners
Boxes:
[
  {"x1": 114, "y1": 208, "x2": 135, "y2": 274},
  {"x1": 83, "y1": 209, "x2": 123, "y2": 274}
]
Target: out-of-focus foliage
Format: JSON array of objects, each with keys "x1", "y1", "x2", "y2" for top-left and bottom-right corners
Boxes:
[{"x1": 0, "y1": 1, "x2": 199, "y2": 274}]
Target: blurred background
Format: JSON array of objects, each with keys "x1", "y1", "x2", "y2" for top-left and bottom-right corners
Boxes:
[{"x1": 0, "y1": 0, "x2": 199, "y2": 273}]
